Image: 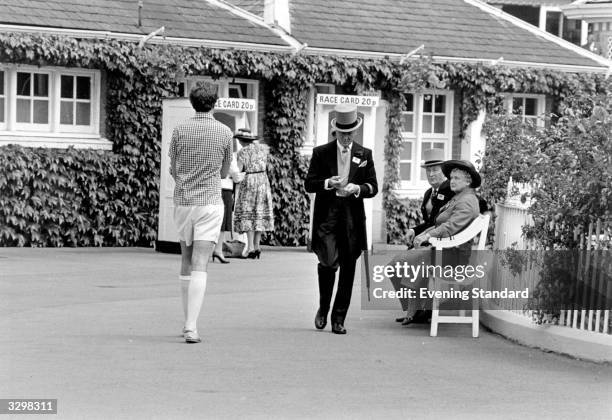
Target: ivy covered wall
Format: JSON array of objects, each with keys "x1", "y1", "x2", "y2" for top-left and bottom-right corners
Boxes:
[{"x1": 0, "y1": 33, "x2": 609, "y2": 247}]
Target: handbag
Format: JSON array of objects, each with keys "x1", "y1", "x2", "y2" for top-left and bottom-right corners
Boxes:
[{"x1": 222, "y1": 240, "x2": 246, "y2": 258}]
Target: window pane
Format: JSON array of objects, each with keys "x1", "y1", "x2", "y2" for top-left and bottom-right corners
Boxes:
[
  {"x1": 16, "y1": 99, "x2": 30, "y2": 122},
  {"x1": 434, "y1": 142, "x2": 445, "y2": 150},
  {"x1": 512, "y1": 98, "x2": 523, "y2": 114},
  {"x1": 423, "y1": 94, "x2": 432, "y2": 113},
  {"x1": 229, "y1": 83, "x2": 248, "y2": 98},
  {"x1": 0, "y1": 99, "x2": 4, "y2": 123},
  {"x1": 434, "y1": 116, "x2": 445, "y2": 133},
  {"x1": 434, "y1": 95, "x2": 445, "y2": 113},
  {"x1": 17, "y1": 73, "x2": 31, "y2": 96},
  {"x1": 76, "y1": 103, "x2": 91, "y2": 125},
  {"x1": 76, "y1": 76, "x2": 91, "y2": 99},
  {"x1": 422, "y1": 115, "x2": 432, "y2": 133},
  {"x1": 316, "y1": 84, "x2": 334, "y2": 94},
  {"x1": 0, "y1": 71, "x2": 4, "y2": 94},
  {"x1": 60, "y1": 101, "x2": 73, "y2": 124},
  {"x1": 405, "y1": 93, "x2": 414, "y2": 112},
  {"x1": 400, "y1": 162, "x2": 411, "y2": 181},
  {"x1": 525, "y1": 98, "x2": 537, "y2": 116},
  {"x1": 33, "y1": 74, "x2": 48, "y2": 97},
  {"x1": 400, "y1": 113, "x2": 413, "y2": 132},
  {"x1": 400, "y1": 142, "x2": 412, "y2": 160},
  {"x1": 545, "y1": 11, "x2": 561, "y2": 36},
  {"x1": 33, "y1": 100, "x2": 48, "y2": 124},
  {"x1": 61, "y1": 75, "x2": 74, "y2": 98}
]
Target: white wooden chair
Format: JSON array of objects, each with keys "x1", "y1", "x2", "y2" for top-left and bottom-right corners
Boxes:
[{"x1": 427, "y1": 213, "x2": 491, "y2": 338}]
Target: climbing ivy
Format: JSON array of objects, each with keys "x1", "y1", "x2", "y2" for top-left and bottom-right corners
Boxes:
[{"x1": 0, "y1": 32, "x2": 608, "y2": 247}]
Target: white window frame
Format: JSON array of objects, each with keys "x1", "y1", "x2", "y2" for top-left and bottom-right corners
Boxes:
[
  {"x1": 13, "y1": 68, "x2": 52, "y2": 132},
  {"x1": 504, "y1": 93, "x2": 546, "y2": 127},
  {"x1": 0, "y1": 64, "x2": 106, "y2": 149},
  {"x1": 179, "y1": 76, "x2": 259, "y2": 135},
  {"x1": 397, "y1": 90, "x2": 454, "y2": 194},
  {"x1": 305, "y1": 83, "x2": 336, "y2": 149},
  {"x1": 0, "y1": 68, "x2": 6, "y2": 131},
  {"x1": 57, "y1": 70, "x2": 97, "y2": 134}
]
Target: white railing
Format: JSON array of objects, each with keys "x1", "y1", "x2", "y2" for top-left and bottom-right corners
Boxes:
[{"x1": 493, "y1": 200, "x2": 611, "y2": 335}]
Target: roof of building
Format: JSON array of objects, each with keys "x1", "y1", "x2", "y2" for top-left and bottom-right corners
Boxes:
[
  {"x1": 0, "y1": 0, "x2": 285, "y2": 47},
  {"x1": 230, "y1": 0, "x2": 606, "y2": 68},
  {"x1": 0, "y1": 0, "x2": 607, "y2": 70},
  {"x1": 484, "y1": 1, "x2": 573, "y2": 6}
]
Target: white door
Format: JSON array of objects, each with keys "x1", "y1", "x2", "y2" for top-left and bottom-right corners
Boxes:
[
  {"x1": 158, "y1": 99, "x2": 248, "y2": 246},
  {"x1": 309, "y1": 102, "x2": 378, "y2": 250},
  {"x1": 158, "y1": 99, "x2": 194, "y2": 243}
]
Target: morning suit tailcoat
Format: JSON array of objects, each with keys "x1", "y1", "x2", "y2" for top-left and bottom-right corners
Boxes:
[
  {"x1": 305, "y1": 140, "x2": 378, "y2": 262},
  {"x1": 413, "y1": 180, "x2": 454, "y2": 236}
]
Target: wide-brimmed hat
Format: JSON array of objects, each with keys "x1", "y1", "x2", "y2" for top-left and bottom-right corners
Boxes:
[
  {"x1": 420, "y1": 148, "x2": 445, "y2": 168},
  {"x1": 330, "y1": 104, "x2": 363, "y2": 133},
  {"x1": 441, "y1": 160, "x2": 482, "y2": 188},
  {"x1": 234, "y1": 128, "x2": 258, "y2": 142}
]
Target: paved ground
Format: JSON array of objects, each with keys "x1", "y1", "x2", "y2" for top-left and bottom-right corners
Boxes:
[{"x1": 0, "y1": 248, "x2": 610, "y2": 420}]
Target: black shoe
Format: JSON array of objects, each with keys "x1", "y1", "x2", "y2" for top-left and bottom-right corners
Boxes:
[
  {"x1": 331, "y1": 322, "x2": 346, "y2": 334},
  {"x1": 395, "y1": 316, "x2": 406, "y2": 323},
  {"x1": 401, "y1": 316, "x2": 415, "y2": 326},
  {"x1": 413, "y1": 310, "x2": 432, "y2": 324},
  {"x1": 247, "y1": 250, "x2": 261, "y2": 259},
  {"x1": 212, "y1": 253, "x2": 230, "y2": 264},
  {"x1": 315, "y1": 309, "x2": 327, "y2": 330}
]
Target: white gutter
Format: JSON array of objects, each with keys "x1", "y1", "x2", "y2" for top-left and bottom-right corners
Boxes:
[
  {"x1": 462, "y1": 0, "x2": 612, "y2": 68},
  {"x1": 301, "y1": 46, "x2": 609, "y2": 73},
  {"x1": 561, "y1": 2, "x2": 612, "y2": 20},
  {"x1": 204, "y1": 0, "x2": 305, "y2": 51},
  {"x1": 0, "y1": 24, "x2": 294, "y2": 53}
]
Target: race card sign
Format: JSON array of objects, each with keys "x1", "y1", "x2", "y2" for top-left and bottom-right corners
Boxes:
[
  {"x1": 215, "y1": 98, "x2": 256, "y2": 111},
  {"x1": 316, "y1": 94, "x2": 380, "y2": 107}
]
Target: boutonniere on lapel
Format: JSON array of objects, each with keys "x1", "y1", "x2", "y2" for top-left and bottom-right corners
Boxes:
[
  {"x1": 437, "y1": 193, "x2": 445, "y2": 200},
  {"x1": 352, "y1": 149, "x2": 366, "y2": 167}
]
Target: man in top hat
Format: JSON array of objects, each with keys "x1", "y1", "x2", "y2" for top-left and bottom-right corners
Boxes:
[
  {"x1": 393, "y1": 148, "x2": 454, "y2": 325},
  {"x1": 305, "y1": 104, "x2": 378, "y2": 334}
]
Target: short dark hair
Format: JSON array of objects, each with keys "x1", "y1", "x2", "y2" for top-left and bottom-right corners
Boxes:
[{"x1": 189, "y1": 81, "x2": 218, "y2": 112}]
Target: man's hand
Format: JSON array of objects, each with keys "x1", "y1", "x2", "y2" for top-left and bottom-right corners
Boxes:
[
  {"x1": 327, "y1": 176, "x2": 345, "y2": 189},
  {"x1": 336, "y1": 183, "x2": 359, "y2": 197},
  {"x1": 413, "y1": 233, "x2": 430, "y2": 248},
  {"x1": 233, "y1": 172, "x2": 246, "y2": 183},
  {"x1": 405, "y1": 229, "x2": 415, "y2": 246}
]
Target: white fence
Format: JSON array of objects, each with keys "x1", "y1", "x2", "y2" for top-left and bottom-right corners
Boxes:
[{"x1": 493, "y1": 201, "x2": 611, "y2": 335}]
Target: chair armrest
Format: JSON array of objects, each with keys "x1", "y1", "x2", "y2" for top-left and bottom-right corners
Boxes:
[{"x1": 429, "y1": 214, "x2": 490, "y2": 250}]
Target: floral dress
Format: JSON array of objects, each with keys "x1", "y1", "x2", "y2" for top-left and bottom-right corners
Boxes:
[{"x1": 234, "y1": 143, "x2": 274, "y2": 232}]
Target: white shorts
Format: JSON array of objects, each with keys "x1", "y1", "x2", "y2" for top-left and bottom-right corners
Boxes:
[{"x1": 174, "y1": 205, "x2": 224, "y2": 246}]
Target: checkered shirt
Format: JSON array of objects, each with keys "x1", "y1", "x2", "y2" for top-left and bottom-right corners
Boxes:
[{"x1": 169, "y1": 112, "x2": 233, "y2": 206}]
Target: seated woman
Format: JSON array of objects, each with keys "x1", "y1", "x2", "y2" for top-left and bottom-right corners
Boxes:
[{"x1": 389, "y1": 160, "x2": 481, "y2": 325}]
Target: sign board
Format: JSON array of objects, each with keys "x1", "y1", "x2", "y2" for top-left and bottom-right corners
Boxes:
[
  {"x1": 215, "y1": 98, "x2": 256, "y2": 112},
  {"x1": 316, "y1": 94, "x2": 380, "y2": 107}
]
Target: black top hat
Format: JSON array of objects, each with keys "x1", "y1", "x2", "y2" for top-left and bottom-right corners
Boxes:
[
  {"x1": 441, "y1": 160, "x2": 482, "y2": 188},
  {"x1": 234, "y1": 128, "x2": 258, "y2": 142}
]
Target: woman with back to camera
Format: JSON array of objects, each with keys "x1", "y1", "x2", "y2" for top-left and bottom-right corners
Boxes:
[
  {"x1": 233, "y1": 129, "x2": 274, "y2": 259},
  {"x1": 388, "y1": 160, "x2": 482, "y2": 324}
]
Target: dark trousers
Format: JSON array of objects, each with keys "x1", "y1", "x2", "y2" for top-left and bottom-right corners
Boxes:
[{"x1": 314, "y1": 199, "x2": 360, "y2": 323}]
